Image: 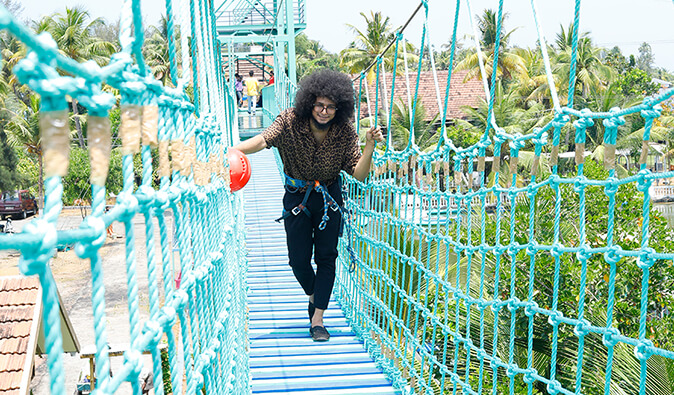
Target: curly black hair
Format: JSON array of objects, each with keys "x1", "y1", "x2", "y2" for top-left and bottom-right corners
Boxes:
[{"x1": 294, "y1": 69, "x2": 355, "y2": 125}]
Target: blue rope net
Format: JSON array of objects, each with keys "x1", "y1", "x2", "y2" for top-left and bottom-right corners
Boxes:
[
  {"x1": 0, "y1": 0, "x2": 247, "y2": 393},
  {"x1": 2, "y1": 0, "x2": 674, "y2": 393},
  {"x1": 335, "y1": 1, "x2": 674, "y2": 394}
]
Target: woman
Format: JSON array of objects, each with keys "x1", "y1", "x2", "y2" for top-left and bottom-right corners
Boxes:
[{"x1": 234, "y1": 69, "x2": 384, "y2": 341}]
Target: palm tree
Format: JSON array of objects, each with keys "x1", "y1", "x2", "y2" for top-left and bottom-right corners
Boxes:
[
  {"x1": 554, "y1": 22, "x2": 590, "y2": 52},
  {"x1": 339, "y1": 11, "x2": 396, "y2": 76},
  {"x1": 34, "y1": 6, "x2": 115, "y2": 148},
  {"x1": 5, "y1": 93, "x2": 44, "y2": 207},
  {"x1": 389, "y1": 98, "x2": 440, "y2": 151},
  {"x1": 454, "y1": 9, "x2": 526, "y2": 85},
  {"x1": 553, "y1": 36, "x2": 615, "y2": 104},
  {"x1": 144, "y1": 21, "x2": 171, "y2": 86},
  {"x1": 340, "y1": 12, "x2": 417, "y2": 128}
]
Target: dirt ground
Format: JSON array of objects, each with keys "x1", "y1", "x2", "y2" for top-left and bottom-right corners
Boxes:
[{"x1": 0, "y1": 209, "x2": 180, "y2": 394}]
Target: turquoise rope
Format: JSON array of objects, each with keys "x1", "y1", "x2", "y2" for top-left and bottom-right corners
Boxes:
[
  {"x1": 3, "y1": 1, "x2": 674, "y2": 394},
  {"x1": 567, "y1": 0, "x2": 582, "y2": 107},
  {"x1": 0, "y1": 0, "x2": 248, "y2": 392}
]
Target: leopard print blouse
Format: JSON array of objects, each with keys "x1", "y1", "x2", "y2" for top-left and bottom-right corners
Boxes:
[{"x1": 261, "y1": 108, "x2": 361, "y2": 186}]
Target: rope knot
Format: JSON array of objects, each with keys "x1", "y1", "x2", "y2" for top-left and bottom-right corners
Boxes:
[
  {"x1": 154, "y1": 190, "x2": 170, "y2": 213},
  {"x1": 573, "y1": 318, "x2": 591, "y2": 337},
  {"x1": 509, "y1": 134, "x2": 525, "y2": 151},
  {"x1": 507, "y1": 297, "x2": 521, "y2": 313},
  {"x1": 524, "y1": 301, "x2": 539, "y2": 317},
  {"x1": 493, "y1": 134, "x2": 507, "y2": 145},
  {"x1": 551, "y1": 114, "x2": 570, "y2": 129},
  {"x1": 604, "y1": 245, "x2": 623, "y2": 265},
  {"x1": 174, "y1": 289, "x2": 189, "y2": 308},
  {"x1": 637, "y1": 247, "x2": 656, "y2": 269},
  {"x1": 576, "y1": 244, "x2": 593, "y2": 262},
  {"x1": 634, "y1": 339, "x2": 654, "y2": 361},
  {"x1": 505, "y1": 365, "x2": 518, "y2": 379},
  {"x1": 573, "y1": 175, "x2": 587, "y2": 193},
  {"x1": 523, "y1": 368, "x2": 537, "y2": 384},
  {"x1": 550, "y1": 242, "x2": 564, "y2": 258},
  {"x1": 548, "y1": 310, "x2": 564, "y2": 327},
  {"x1": 143, "y1": 320, "x2": 163, "y2": 345},
  {"x1": 640, "y1": 104, "x2": 662, "y2": 120},
  {"x1": 116, "y1": 191, "x2": 139, "y2": 223},
  {"x1": 603, "y1": 178, "x2": 619, "y2": 196},
  {"x1": 507, "y1": 242, "x2": 521, "y2": 256},
  {"x1": 602, "y1": 327, "x2": 620, "y2": 348},
  {"x1": 573, "y1": 110, "x2": 594, "y2": 130},
  {"x1": 602, "y1": 112, "x2": 626, "y2": 131},
  {"x1": 159, "y1": 305, "x2": 177, "y2": 329},
  {"x1": 546, "y1": 379, "x2": 563, "y2": 395},
  {"x1": 19, "y1": 219, "x2": 57, "y2": 276},
  {"x1": 636, "y1": 169, "x2": 652, "y2": 192},
  {"x1": 75, "y1": 216, "x2": 106, "y2": 259},
  {"x1": 532, "y1": 130, "x2": 548, "y2": 147},
  {"x1": 525, "y1": 241, "x2": 538, "y2": 257}
]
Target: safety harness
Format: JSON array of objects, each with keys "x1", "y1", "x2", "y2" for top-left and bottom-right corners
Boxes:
[
  {"x1": 276, "y1": 174, "x2": 341, "y2": 231},
  {"x1": 277, "y1": 174, "x2": 358, "y2": 272}
]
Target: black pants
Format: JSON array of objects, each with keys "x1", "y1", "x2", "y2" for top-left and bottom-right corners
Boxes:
[{"x1": 282, "y1": 181, "x2": 343, "y2": 310}]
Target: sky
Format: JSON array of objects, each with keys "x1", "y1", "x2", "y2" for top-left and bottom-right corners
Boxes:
[{"x1": 17, "y1": 0, "x2": 674, "y2": 71}]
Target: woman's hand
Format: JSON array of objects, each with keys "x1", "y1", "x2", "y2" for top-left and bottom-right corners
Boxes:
[{"x1": 365, "y1": 126, "x2": 386, "y2": 146}]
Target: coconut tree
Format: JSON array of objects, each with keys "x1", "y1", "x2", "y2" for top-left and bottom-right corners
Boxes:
[
  {"x1": 144, "y1": 17, "x2": 172, "y2": 86},
  {"x1": 389, "y1": 98, "x2": 440, "y2": 151},
  {"x1": 553, "y1": 36, "x2": 616, "y2": 104},
  {"x1": 339, "y1": 11, "x2": 396, "y2": 76},
  {"x1": 34, "y1": 6, "x2": 115, "y2": 148},
  {"x1": 454, "y1": 9, "x2": 527, "y2": 85},
  {"x1": 5, "y1": 93, "x2": 42, "y2": 206}
]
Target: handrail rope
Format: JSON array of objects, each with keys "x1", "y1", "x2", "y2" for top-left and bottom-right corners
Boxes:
[
  {"x1": 485, "y1": 0, "x2": 505, "y2": 140},
  {"x1": 463, "y1": 0, "x2": 497, "y2": 134},
  {"x1": 177, "y1": 0, "x2": 193, "y2": 90},
  {"x1": 380, "y1": 60, "x2": 390, "y2": 127},
  {"x1": 385, "y1": 34, "x2": 402, "y2": 155},
  {"x1": 402, "y1": 36, "x2": 413, "y2": 116},
  {"x1": 0, "y1": 0, "x2": 247, "y2": 392},
  {"x1": 439, "y1": 0, "x2": 461, "y2": 142},
  {"x1": 529, "y1": 0, "x2": 562, "y2": 113},
  {"x1": 165, "y1": 0, "x2": 179, "y2": 87},
  {"x1": 567, "y1": 0, "x2": 582, "y2": 108},
  {"x1": 424, "y1": 32, "x2": 443, "y2": 120}
]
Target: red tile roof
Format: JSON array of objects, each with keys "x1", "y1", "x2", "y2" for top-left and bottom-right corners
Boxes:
[
  {"x1": 355, "y1": 70, "x2": 486, "y2": 122},
  {"x1": 0, "y1": 276, "x2": 41, "y2": 395}
]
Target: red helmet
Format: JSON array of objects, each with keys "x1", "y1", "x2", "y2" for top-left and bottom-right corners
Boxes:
[{"x1": 228, "y1": 148, "x2": 251, "y2": 192}]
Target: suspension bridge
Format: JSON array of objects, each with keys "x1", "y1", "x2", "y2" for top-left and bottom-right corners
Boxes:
[{"x1": 0, "y1": 0, "x2": 673, "y2": 394}]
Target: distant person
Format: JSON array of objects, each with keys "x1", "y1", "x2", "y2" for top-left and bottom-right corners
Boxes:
[
  {"x1": 235, "y1": 73, "x2": 244, "y2": 108},
  {"x1": 245, "y1": 70, "x2": 260, "y2": 115},
  {"x1": 268, "y1": 70, "x2": 274, "y2": 85}
]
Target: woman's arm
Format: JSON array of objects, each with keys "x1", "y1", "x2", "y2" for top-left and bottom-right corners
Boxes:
[
  {"x1": 352, "y1": 127, "x2": 385, "y2": 182},
  {"x1": 233, "y1": 134, "x2": 267, "y2": 155}
]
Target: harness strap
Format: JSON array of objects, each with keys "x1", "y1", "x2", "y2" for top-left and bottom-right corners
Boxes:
[{"x1": 276, "y1": 175, "x2": 339, "y2": 231}]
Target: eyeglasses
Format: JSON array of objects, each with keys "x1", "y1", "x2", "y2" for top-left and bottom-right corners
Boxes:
[{"x1": 313, "y1": 103, "x2": 338, "y2": 114}]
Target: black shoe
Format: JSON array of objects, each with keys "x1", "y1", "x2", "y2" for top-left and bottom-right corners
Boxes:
[
  {"x1": 308, "y1": 302, "x2": 315, "y2": 323},
  {"x1": 310, "y1": 325, "x2": 330, "y2": 342}
]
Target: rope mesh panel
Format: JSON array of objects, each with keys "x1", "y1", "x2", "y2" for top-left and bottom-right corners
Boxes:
[
  {"x1": 0, "y1": 0, "x2": 247, "y2": 393},
  {"x1": 1, "y1": 0, "x2": 674, "y2": 394},
  {"x1": 335, "y1": 1, "x2": 674, "y2": 394}
]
